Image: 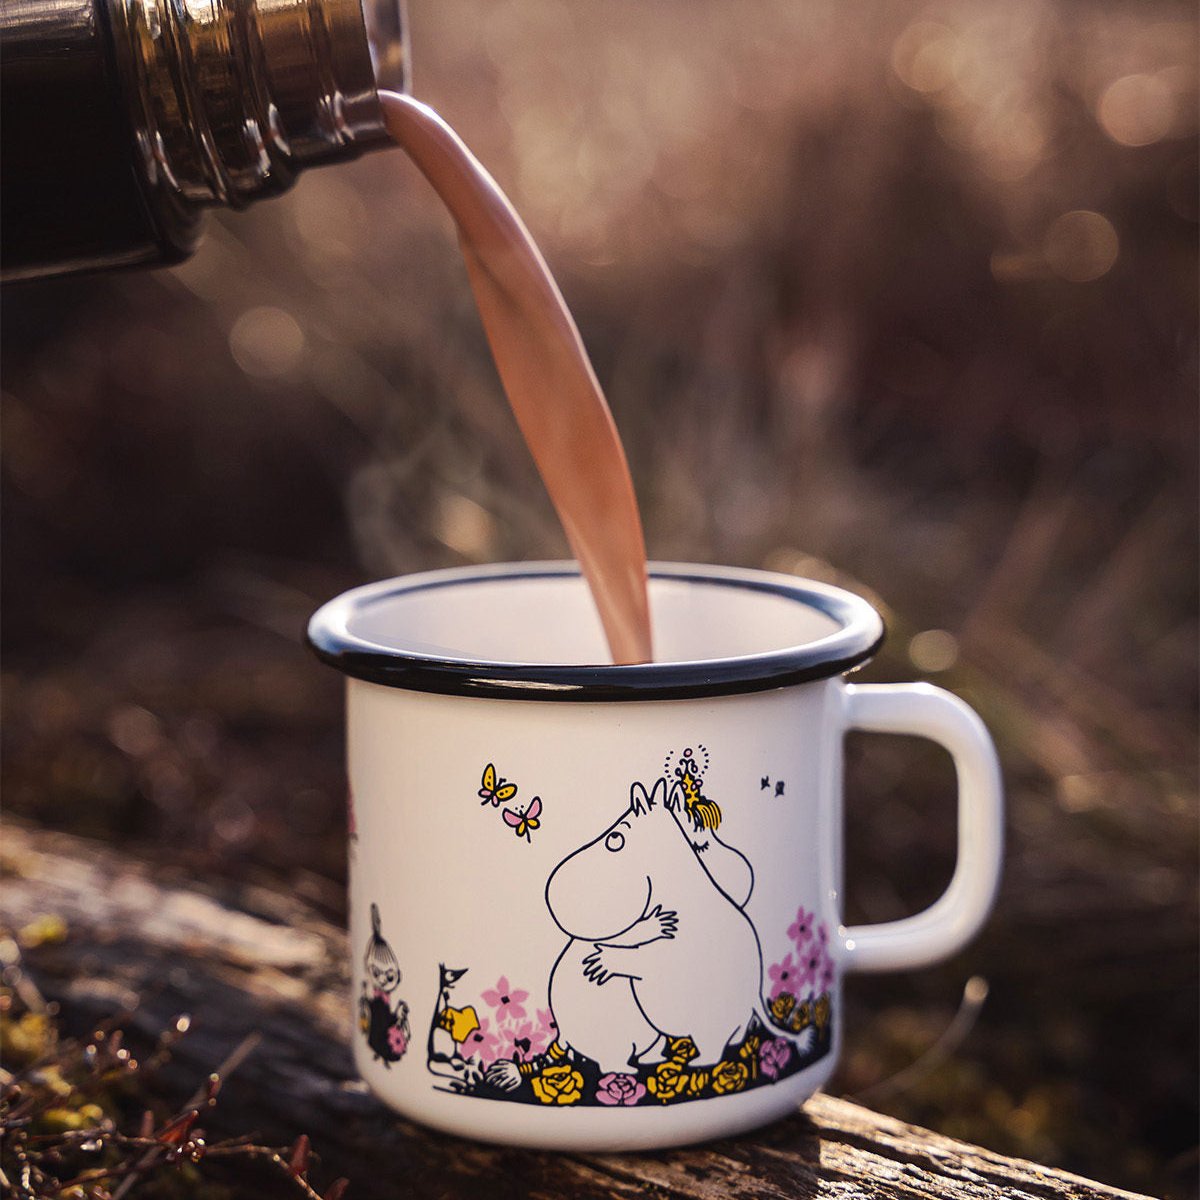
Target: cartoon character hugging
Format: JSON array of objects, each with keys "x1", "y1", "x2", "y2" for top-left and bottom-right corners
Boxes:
[
  {"x1": 541, "y1": 775, "x2": 764, "y2": 1075},
  {"x1": 360, "y1": 903, "x2": 411, "y2": 1066}
]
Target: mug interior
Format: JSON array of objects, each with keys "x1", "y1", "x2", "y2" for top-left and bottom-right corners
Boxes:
[
  {"x1": 309, "y1": 563, "x2": 884, "y2": 700},
  {"x1": 348, "y1": 571, "x2": 840, "y2": 664}
]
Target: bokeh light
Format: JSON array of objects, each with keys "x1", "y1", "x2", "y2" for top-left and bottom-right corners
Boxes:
[
  {"x1": 909, "y1": 629, "x2": 960, "y2": 673},
  {"x1": 228, "y1": 306, "x2": 307, "y2": 379},
  {"x1": 1098, "y1": 72, "x2": 1177, "y2": 146},
  {"x1": 1043, "y1": 210, "x2": 1120, "y2": 282}
]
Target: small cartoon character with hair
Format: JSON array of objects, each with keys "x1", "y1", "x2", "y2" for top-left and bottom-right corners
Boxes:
[{"x1": 360, "y1": 903, "x2": 411, "y2": 1066}]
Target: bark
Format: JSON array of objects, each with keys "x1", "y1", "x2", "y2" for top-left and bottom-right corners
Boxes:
[{"x1": 0, "y1": 823, "x2": 1149, "y2": 1200}]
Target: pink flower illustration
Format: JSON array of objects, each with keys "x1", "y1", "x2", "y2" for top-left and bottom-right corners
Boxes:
[
  {"x1": 596, "y1": 1072, "x2": 646, "y2": 1106},
  {"x1": 817, "y1": 921, "x2": 830, "y2": 948},
  {"x1": 759, "y1": 1038, "x2": 792, "y2": 1079},
  {"x1": 536, "y1": 1007, "x2": 558, "y2": 1046},
  {"x1": 482, "y1": 976, "x2": 529, "y2": 1022},
  {"x1": 818, "y1": 952, "x2": 835, "y2": 994},
  {"x1": 787, "y1": 906, "x2": 815, "y2": 947},
  {"x1": 459, "y1": 1015, "x2": 503, "y2": 1067},
  {"x1": 498, "y1": 1018, "x2": 551, "y2": 1063},
  {"x1": 796, "y1": 943, "x2": 824, "y2": 993},
  {"x1": 767, "y1": 954, "x2": 800, "y2": 999},
  {"x1": 387, "y1": 1023, "x2": 408, "y2": 1057},
  {"x1": 532, "y1": 1021, "x2": 553, "y2": 1057}
]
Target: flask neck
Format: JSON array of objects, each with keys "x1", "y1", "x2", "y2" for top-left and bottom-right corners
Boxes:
[{"x1": 111, "y1": 0, "x2": 406, "y2": 212}]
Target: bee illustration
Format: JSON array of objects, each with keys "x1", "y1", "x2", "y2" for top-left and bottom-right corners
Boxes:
[
  {"x1": 478, "y1": 762, "x2": 518, "y2": 807},
  {"x1": 502, "y1": 796, "x2": 542, "y2": 842},
  {"x1": 671, "y1": 748, "x2": 721, "y2": 832}
]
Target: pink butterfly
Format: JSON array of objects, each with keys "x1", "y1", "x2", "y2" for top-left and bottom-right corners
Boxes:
[{"x1": 502, "y1": 797, "x2": 542, "y2": 842}]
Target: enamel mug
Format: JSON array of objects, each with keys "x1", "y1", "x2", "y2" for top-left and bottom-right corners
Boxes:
[{"x1": 307, "y1": 562, "x2": 1004, "y2": 1151}]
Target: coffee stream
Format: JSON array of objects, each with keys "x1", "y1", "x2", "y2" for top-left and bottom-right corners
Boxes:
[{"x1": 380, "y1": 93, "x2": 652, "y2": 666}]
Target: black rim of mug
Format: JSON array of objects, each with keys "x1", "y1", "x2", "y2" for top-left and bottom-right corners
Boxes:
[{"x1": 306, "y1": 563, "x2": 886, "y2": 702}]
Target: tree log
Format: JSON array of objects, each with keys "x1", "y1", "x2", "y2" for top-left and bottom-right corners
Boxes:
[{"x1": 0, "y1": 823, "x2": 1148, "y2": 1200}]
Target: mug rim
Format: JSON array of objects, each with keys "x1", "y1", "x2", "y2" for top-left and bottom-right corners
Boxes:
[{"x1": 306, "y1": 561, "x2": 885, "y2": 702}]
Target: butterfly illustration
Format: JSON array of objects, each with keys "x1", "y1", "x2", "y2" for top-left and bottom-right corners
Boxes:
[
  {"x1": 502, "y1": 797, "x2": 542, "y2": 842},
  {"x1": 478, "y1": 762, "x2": 518, "y2": 807}
]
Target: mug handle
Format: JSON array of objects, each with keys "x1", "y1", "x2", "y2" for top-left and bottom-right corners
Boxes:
[{"x1": 839, "y1": 682, "x2": 1004, "y2": 973}]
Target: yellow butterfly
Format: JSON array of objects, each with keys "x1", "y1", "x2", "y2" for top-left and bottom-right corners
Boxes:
[{"x1": 478, "y1": 762, "x2": 518, "y2": 807}]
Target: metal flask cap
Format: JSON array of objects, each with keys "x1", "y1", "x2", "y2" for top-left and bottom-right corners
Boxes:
[{"x1": 112, "y1": 0, "x2": 408, "y2": 215}]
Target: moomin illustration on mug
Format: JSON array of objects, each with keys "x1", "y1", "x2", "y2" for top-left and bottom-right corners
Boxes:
[{"x1": 357, "y1": 749, "x2": 834, "y2": 1110}]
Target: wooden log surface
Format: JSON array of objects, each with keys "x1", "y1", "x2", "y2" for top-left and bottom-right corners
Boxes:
[{"x1": 0, "y1": 823, "x2": 1150, "y2": 1200}]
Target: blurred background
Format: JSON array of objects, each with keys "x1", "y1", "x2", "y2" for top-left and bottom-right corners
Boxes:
[{"x1": 2, "y1": 0, "x2": 1196, "y2": 1195}]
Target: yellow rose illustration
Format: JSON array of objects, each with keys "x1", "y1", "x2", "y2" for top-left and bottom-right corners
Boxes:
[
  {"x1": 646, "y1": 1061, "x2": 691, "y2": 1103},
  {"x1": 814, "y1": 994, "x2": 831, "y2": 1031},
  {"x1": 531, "y1": 1063, "x2": 584, "y2": 1106},
  {"x1": 666, "y1": 1035, "x2": 699, "y2": 1064},
  {"x1": 789, "y1": 1000, "x2": 813, "y2": 1033},
  {"x1": 770, "y1": 994, "x2": 795, "y2": 1024},
  {"x1": 710, "y1": 1059, "x2": 749, "y2": 1095},
  {"x1": 738, "y1": 1035, "x2": 761, "y2": 1079}
]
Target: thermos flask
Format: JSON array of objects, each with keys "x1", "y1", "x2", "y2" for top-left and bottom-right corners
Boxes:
[{"x1": 0, "y1": 0, "x2": 406, "y2": 281}]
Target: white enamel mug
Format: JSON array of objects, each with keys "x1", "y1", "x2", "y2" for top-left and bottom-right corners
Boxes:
[{"x1": 308, "y1": 562, "x2": 1003, "y2": 1151}]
